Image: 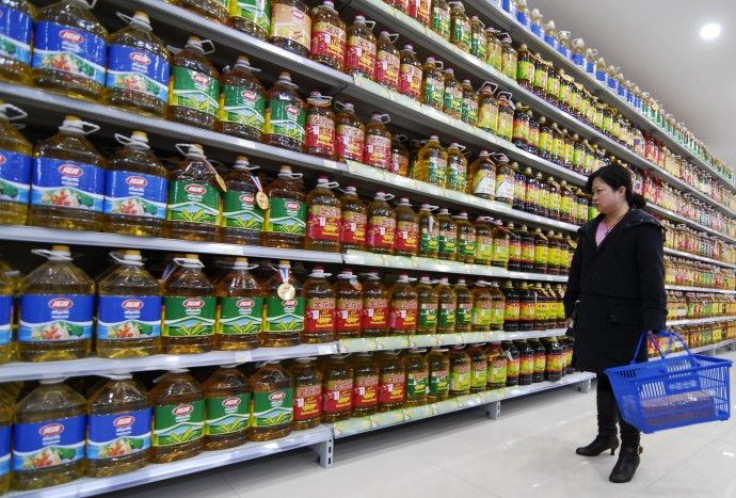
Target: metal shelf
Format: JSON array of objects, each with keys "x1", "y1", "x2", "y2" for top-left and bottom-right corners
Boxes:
[
  {"x1": 647, "y1": 203, "x2": 736, "y2": 245},
  {"x1": 667, "y1": 316, "x2": 736, "y2": 327},
  {"x1": 6, "y1": 426, "x2": 333, "y2": 498},
  {"x1": 665, "y1": 285, "x2": 736, "y2": 295},
  {"x1": 663, "y1": 247, "x2": 736, "y2": 269}
]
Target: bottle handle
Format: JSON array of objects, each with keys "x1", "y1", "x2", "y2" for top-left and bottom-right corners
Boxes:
[
  {"x1": 31, "y1": 249, "x2": 73, "y2": 261},
  {"x1": 173, "y1": 257, "x2": 205, "y2": 268},
  {"x1": 480, "y1": 81, "x2": 498, "y2": 94},
  {"x1": 374, "y1": 114, "x2": 391, "y2": 125},
  {"x1": 0, "y1": 103, "x2": 27, "y2": 121},
  {"x1": 364, "y1": 20, "x2": 377, "y2": 31},
  {"x1": 308, "y1": 95, "x2": 333, "y2": 106},
  {"x1": 114, "y1": 133, "x2": 151, "y2": 149},
  {"x1": 386, "y1": 33, "x2": 400, "y2": 43},
  {"x1": 381, "y1": 193, "x2": 396, "y2": 201},
  {"x1": 200, "y1": 39, "x2": 217, "y2": 55},
  {"x1": 59, "y1": 120, "x2": 100, "y2": 135},
  {"x1": 109, "y1": 252, "x2": 144, "y2": 267}
]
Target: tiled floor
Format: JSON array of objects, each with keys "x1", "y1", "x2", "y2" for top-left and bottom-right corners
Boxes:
[{"x1": 105, "y1": 351, "x2": 736, "y2": 498}]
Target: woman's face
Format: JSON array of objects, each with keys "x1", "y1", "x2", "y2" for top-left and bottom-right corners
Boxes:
[{"x1": 591, "y1": 177, "x2": 626, "y2": 215}]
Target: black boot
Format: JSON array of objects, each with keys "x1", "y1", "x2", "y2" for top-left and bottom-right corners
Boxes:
[
  {"x1": 576, "y1": 385, "x2": 619, "y2": 456},
  {"x1": 576, "y1": 434, "x2": 619, "y2": 456},
  {"x1": 609, "y1": 446, "x2": 642, "y2": 483}
]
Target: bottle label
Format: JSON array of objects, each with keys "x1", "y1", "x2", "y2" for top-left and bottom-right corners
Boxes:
[
  {"x1": 456, "y1": 302, "x2": 472, "y2": 326},
  {"x1": 218, "y1": 296, "x2": 263, "y2": 335},
  {"x1": 0, "y1": 425, "x2": 8, "y2": 477},
  {"x1": 168, "y1": 66, "x2": 219, "y2": 117},
  {"x1": 19, "y1": 294, "x2": 93, "y2": 342},
  {"x1": 399, "y1": 63, "x2": 422, "y2": 98},
  {"x1": 12, "y1": 415, "x2": 86, "y2": 470},
  {"x1": 517, "y1": 60, "x2": 534, "y2": 82},
  {"x1": 0, "y1": 5, "x2": 32, "y2": 64},
  {"x1": 513, "y1": 117, "x2": 529, "y2": 143},
  {"x1": 431, "y1": 7, "x2": 450, "y2": 37},
  {"x1": 495, "y1": 174, "x2": 514, "y2": 201},
  {"x1": 418, "y1": 302, "x2": 438, "y2": 328},
  {"x1": 366, "y1": 215, "x2": 396, "y2": 249},
  {"x1": 438, "y1": 228, "x2": 457, "y2": 256},
  {"x1": 472, "y1": 169, "x2": 495, "y2": 196},
  {"x1": 450, "y1": 364, "x2": 470, "y2": 392},
  {"x1": 322, "y1": 379, "x2": 352, "y2": 414},
  {"x1": 505, "y1": 301, "x2": 520, "y2": 321},
  {"x1": 306, "y1": 113, "x2": 335, "y2": 153},
  {"x1": 448, "y1": 159, "x2": 466, "y2": 191},
  {"x1": 219, "y1": 84, "x2": 266, "y2": 130},
  {"x1": 472, "y1": 363, "x2": 488, "y2": 389},
  {"x1": 104, "y1": 170, "x2": 167, "y2": 219},
  {"x1": 311, "y1": 21, "x2": 346, "y2": 63},
  {"x1": 520, "y1": 356, "x2": 533, "y2": 375},
  {"x1": 305, "y1": 297, "x2": 335, "y2": 334},
  {"x1": 106, "y1": 45, "x2": 169, "y2": 103},
  {"x1": 390, "y1": 151, "x2": 410, "y2": 176},
  {"x1": 0, "y1": 295, "x2": 10, "y2": 346},
  {"x1": 87, "y1": 408, "x2": 152, "y2": 461},
  {"x1": 230, "y1": 0, "x2": 271, "y2": 35},
  {"x1": 521, "y1": 241, "x2": 535, "y2": 263},
  {"x1": 411, "y1": 0, "x2": 431, "y2": 23},
  {"x1": 362, "y1": 297, "x2": 388, "y2": 330},
  {"x1": 534, "y1": 245, "x2": 548, "y2": 266},
  {"x1": 507, "y1": 357, "x2": 520, "y2": 378},
  {"x1": 430, "y1": 369, "x2": 449, "y2": 395},
  {"x1": 375, "y1": 50, "x2": 400, "y2": 88},
  {"x1": 222, "y1": 190, "x2": 265, "y2": 231},
  {"x1": 206, "y1": 394, "x2": 251, "y2": 435},
  {"x1": 353, "y1": 374, "x2": 379, "y2": 407},
  {"x1": 493, "y1": 238, "x2": 509, "y2": 264},
  {"x1": 389, "y1": 299, "x2": 417, "y2": 331},
  {"x1": 153, "y1": 401, "x2": 205, "y2": 447},
  {"x1": 265, "y1": 99, "x2": 305, "y2": 144},
  {"x1": 271, "y1": 4, "x2": 311, "y2": 50},
  {"x1": 498, "y1": 113, "x2": 513, "y2": 139},
  {"x1": 97, "y1": 295, "x2": 162, "y2": 341},
  {"x1": 340, "y1": 210, "x2": 366, "y2": 245},
  {"x1": 407, "y1": 371, "x2": 428, "y2": 398},
  {"x1": 266, "y1": 197, "x2": 306, "y2": 236},
  {"x1": 263, "y1": 296, "x2": 305, "y2": 333},
  {"x1": 492, "y1": 302, "x2": 505, "y2": 327},
  {"x1": 0, "y1": 149, "x2": 30, "y2": 206},
  {"x1": 364, "y1": 134, "x2": 390, "y2": 169},
  {"x1": 163, "y1": 296, "x2": 216, "y2": 337},
  {"x1": 534, "y1": 353, "x2": 546, "y2": 373},
  {"x1": 476, "y1": 235, "x2": 493, "y2": 262},
  {"x1": 444, "y1": 85, "x2": 463, "y2": 117},
  {"x1": 336, "y1": 297, "x2": 362, "y2": 333},
  {"x1": 520, "y1": 302, "x2": 535, "y2": 322},
  {"x1": 307, "y1": 204, "x2": 340, "y2": 241},
  {"x1": 472, "y1": 300, "x2": 492, "y2": 327},
  {"x1": 395, "y1": 220, "x2": 418, "y2": 253},
  {"x1": 459, "y1": 232, "x2": 476, "y2": 258},
  {"x1": 31, "y1": 158, "x2": 104, "y2": 212},
  {"x1": 166, "y1": 181, "x2": 220, "y2": 225},
  {"x1": 461, "y1": 96, "x2": 478, "y2": 124},
  {"x1": 32, "y1": 21, "x2": 106, "y2": 85},
  {"x1": 477, "y1": 102, "x2": 498, "y2": 131},
  {"x1": 336, "y1": 124, "x2": 365, "y2": 162},
  {"x1": 420, "y1": 223, "x2": 439, "y2": 255},
  {"x1": 252, "y1": 388, "x2": 293, "y2": 427},
  {"x1": 293, "y1": 384, "x2": 321, "y2": 421},
  {"x1": 546, "y1": 352, "x2": 564, "y2": 373},
  {"x1": 346, "y1": 36, "x2": 376, "y2": 75},
  {"x1": 451, "y1": 19, "x2": 471, "y2": 48},
  {"x1": 438, "y1": 302, "x2": 456, "y2": 327},
  {"x1": 379, "y1": 372, "x2": 406, "y2": 404},
  {"x1": 423, "y1": 76, "x2": 444, "y2": 109},
  {"x1": 488, "y1": 359, "x2": 507, "y2": 385}
]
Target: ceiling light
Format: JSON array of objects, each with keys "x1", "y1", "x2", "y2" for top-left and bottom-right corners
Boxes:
[{"x1": 700, "y1": 23, "x2": 722, "y2": 40}]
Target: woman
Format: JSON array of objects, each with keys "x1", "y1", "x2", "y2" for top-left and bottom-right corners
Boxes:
[{"x1": 563, "y1": 164, "x2": 667, "y2": 484}]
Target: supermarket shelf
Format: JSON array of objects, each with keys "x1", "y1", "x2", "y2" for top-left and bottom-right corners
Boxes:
[
  {"x1": 663, "y1": 247, "x2": 736, "y2": 269},
  {"x1": 665, "y1": 285, "x2": 736, "y2": 295},
  {"x1": 667, "y1": 316, "x2": 736, "y2": 327},
  {"x1": 330, "y1": 371, "x2": 595, "y2": 438},
  {"x1": 7, "y1": 426, "x2": 333, "y2": 498},
  {"x1": 647, "y1": 203, "x2": 736, "y2": 245},
  {"x1": 650, "y1": 338, "x2": 736, "y2": 361}
]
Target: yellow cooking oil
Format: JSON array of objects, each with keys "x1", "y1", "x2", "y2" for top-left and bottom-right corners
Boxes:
[
  {"x1": 86, "y1": 374, "x2": 151, "y2": 477},
  {"x1": 175, "y1": 0, "x2": 228, "y2": 23},
  {"x1": 0, "y1": 0, "x2": 34, "y2": 84},
  {"x1": 0, "y1": 386, "x2": 11, "y2": 494},
  {"x1": 203, "y1": 365, "x2": 250, "y2": 451},
  {"x1": 413, "y1": 135, "x2": 447, "y2": 188},
  {"x1": 403, "y1": 348, "x2": 429, "y2": 407},
  {"x1": 217, "y1": 56, "x2": 266, "y2": 141},
  {"x1": 305, "y1": 176, "x2": 341, "y2": 253},
  {"x1": 302, "y1": 266, "x2": 336, "y2": 344},
  {"x1": 0, "y1": 101, "x2": 32, "y2": 226},
  {"x1": 215, "y1": 257, "x2": 264, "y2": 351},
  {"x1": 289, "y1": 357, "x2": 322, "y2": 431},
  {"x1": 96, "y1": 250, "x2": 162, "y2": 358},
  {"x1": 104, "y1": 131, "x2": 168, "y2": 237},
  {"x1": 0, "y1": 261, "x2": 13, "y2": 365},
  {"x1": 162, "y1": 254, "x2": 216, "y2": 354},
  {"x1": 18, "y1": 245, "x2": 94, "y2": 362},
  {"x1": 249, "y1": 361, "x2": 293, "y2": 441},
  {"x1": 11, "y1": 379, "x2": 86, "y2": 491},
  {"x1": 149, "y1": 369, "x2": 205, "y2": 463},
  {"x1": 262, "y1": 165, "x2": 307, "y2": 249},
  {"x1": 261, "y1": 260, "x2": 304, "y2": 347},
  {"x1": 220, "y1": 156, "x2": 265, "y2": 246},
  {"x1": 29, "y1": 116, "x2": 106, "y2": 231},
  {"x1": 32, "y1": 0, "x2": 108, "y2": 101},
  {"x1": 168, "y1": 37, "x2": 220, "y2": 130}
]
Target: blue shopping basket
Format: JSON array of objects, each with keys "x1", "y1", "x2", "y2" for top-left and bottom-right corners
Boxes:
[{"x1": 605, "y1": 330, "x2": 732, "y2": 434}]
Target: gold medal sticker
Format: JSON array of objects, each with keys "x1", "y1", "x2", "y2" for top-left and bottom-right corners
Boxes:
[
  {"x1": 256, "y1": 191, "x2": 270, "y2": 210},
  {"x1": 277, "y1": 282, "x2": 296, "y2": 301}
]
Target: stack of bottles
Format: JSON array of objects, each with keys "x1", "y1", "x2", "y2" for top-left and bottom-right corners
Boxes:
[
  {"x1": 664, "y1": 258, "x2": 736, "y2": 290},
  {"x1": 667, "y1": 292, "x2": 736, "y2": 320}
]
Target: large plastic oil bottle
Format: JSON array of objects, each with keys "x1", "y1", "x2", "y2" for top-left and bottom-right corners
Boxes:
[
  {"x1": 12, "y1": 379, "x2": 86, "y2": 490},
  {"x1": 394, "y1": 198, "x2": 418, "y2": 257},
  {"x1": 417, "y1": 203, "x2": 439, "y2": 259},
  {"x1": 32, "y1": 0, "x2": 108, "y2": 101},
  {"x1": 86, "y1": 373, "x2": 151, "y2": 477},
  {"x1": 29, "y1": 116, "x2": 106, "y2": 231},
  {"x1": 97, "y1": 250, "x2": 161, "y2": 358},
  {"x1": 175, "y1": 0, "x2": 228, "y2": 23},
  {"x1": 436, "y1": 277, "x2": 456, "y2": 334},
  {"x1": 321, "y1": 354, "x2": 353, "y2": 422},
  {"x1": 264, "y1": 72, "x2": 306, "y2": 152},
  {"x1": 18, "y1": 245, "x2": 94, "y2": 362},
  {"x1": 334, "y1": 269, "x2": 362, "y2": 338},
  {"x1": 106, "y1": 11, "x2": 170, "y2": 117},
  {"x1": 0, "y1": 269, "x2": 12, "y2": 364},
  {"x1": 388, "y1": 273, "x2": 417, "y2": 336},
  {"x1": 0, "y1": 387, "x2": 11, "y2": 493},
  {"x1": 149, "y1": 369, "x2": 204, "y2": 463},
  {"x1": 303, "y1": 265, "x2": 335, "y2": 343},
  {"x1": 220, "y1": 156, "x2": 265, "y2": 245},
  {"x1": 350, "y1": 352, "x2": 378, "y2": 416},
  {"x1": 365, "y1": 192, "x2": 396, "y2": 255},
  {"x1": 403, "y1": 348, "x2": 428, "y2": 407},
  {"x1": 416, "y1": 275, "x2": 438, "y2": 335},
  {"x1": 104, "y1": 131, "x2": 168, "y2": 237},
  {"x1": 427, "y1": 347, "x2": 450, "y2": 402},
  {"x1": 361, "y1": 271, "x2": 389, "y2": 337},
  {"x1": 261, "y1": 260, "x2": 304, "y2": 347},
  {"x1": 339, "y1": 185, "x2": 367, "y2": 251},
  {"x1": 167, "y1": 37, "x2": 220, "y2": 130},
  {"x1": 0, "y1": 0, "x2": 34, "y2": 84},
  {"x1": 0, "y1": 101, "x2": 32, "y2": 226},
  {"x1": 203, "y1": 365, "x2": 250, "y2": 451},
  {"x1": 305, "y1": 176, "x2": 341, "y2": 252},
  {"x1": 414, "y1": 135, "x2": 447, "y2": 187},
  {"x1": 162, "y1": 254, "x2": 216, "y2": 354},
  {"x1": 217, "y1": 56, "x2": 266, "y2": 141},
  {"x1": 289, "y1": 357, "x2": 322, "y2": 430},
  {"x1": 249, "y1": 361, "x2": 293, "y2": 441},
  {"x1": 263, "y1": 165, "x2": 307, "y2": 249},
  {"x1": 215, "y1": 257, "x2": 263, "y2": 351}
]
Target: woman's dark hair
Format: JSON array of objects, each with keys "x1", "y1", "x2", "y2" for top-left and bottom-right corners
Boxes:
[{"x1": 584, "y1": 163, "x2": 647, "y2": 209}]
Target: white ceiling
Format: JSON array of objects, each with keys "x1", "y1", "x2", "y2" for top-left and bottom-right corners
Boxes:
[{"x1": 528, "y1": 0, "x2": 736, "y2": 167}]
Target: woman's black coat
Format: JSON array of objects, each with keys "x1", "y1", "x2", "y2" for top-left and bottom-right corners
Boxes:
[{"x1": 563, "y1": 208, "x2": 667, "y2": 373}]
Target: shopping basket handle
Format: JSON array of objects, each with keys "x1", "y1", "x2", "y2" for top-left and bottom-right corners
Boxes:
[{"x1": 631, "y1": 330, "x2": 692, "y2": 363}]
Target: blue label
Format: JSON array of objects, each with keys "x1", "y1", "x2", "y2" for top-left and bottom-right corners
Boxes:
[
  {"x1": 0, "y1": 295, "x2": 12, "y2": 346},
  {"x1": 544, "y1": 34, "x2": 558, "y2": 49},
  {"x1": 12, "y1": 415, "x2": 86, "y2": 471},
  {"x1": 0, "y1": 425, "x2": 9, "y2": 477},
  {"x1": 607, "y1": 76, "x2": 617, "y2": 90},
  {"x1": 557, "y1": 46, "x2": 570, "y2": 59},
  {"x1": 530, "y1": 23, "x2": 542, "y2": 37},
  {"x1": 97, "y1": 295, "x2": 162, "y2": 341},
  {"x1": 586, "y1": 61, "x2": 595, "y2": 74},
  {"x1": 31, "y1": 157, "x2": 104, "y2": 212},
  {"x1": 106, "y1": 44, "x2": 169, "y2": 103},
  {"x1": 0, "y1": 5, "x2": 32, "y2": 65},
  {"x1": 617, "y1": 85, "x2": 626, "y2": 98},
  {"x1": 515, "y1": 12, "x2": 528, "y2": 27},
  {"x1": 0, "y1": 149, "x2": 31, "y2": 205},
  {"x1": 596, "y1": 70, "x2": 606, "y2": 82},
  {"x1": 32, "y1": 21, "x2": 106, "y2": 86},
  {"x1": 19, "y1": 294, "x2": 94, "y2": 342},
  {"x1": 87, "y1": 408, "x2": 151, "y2": 461},
  {"x1": 104, "y1": 170, "x2": 167, "y2": 220},
  {"x1": 572, "y1": 54, "x2": 584, "y2": 66},
  {"x1": 501, "y1": 0, "x2": 512, "y2": 13}
]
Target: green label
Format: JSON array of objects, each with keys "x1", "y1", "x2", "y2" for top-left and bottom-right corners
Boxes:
[
  {"x1": 265, "y1": 198, "x2": 306, "y2": 235},
  {"x1": 459, "y1": 236, "x2": 476, "y2": 258},
  {"x1": 448, "y1": 160, "x2": 466, "y2": 191},
  {"x1": 163, "y1": 296, "x2": 216, "y2": 337},
  {"x1": 407, "y1": 372, "x2": 429, "y2": 398},
  {"x1": 263, "y1": 296, "x2": 305, "y2": 333},
  {"x1": 218, "y1": 296, "x2": 264, "y2": 335},
  {"x1": 471, "y1": 33, "x2": 487, "y2": 60},
  {"x1": 476, "y1": 236, "x2": 493, "y2": 262},
  {"x1": 206, "y1": 394, "x2": 251, "y2": 435},
  {"x1": 456, "y1": 303, "x2": 472, "y2": 326},
  {"x1": 471, "y1": 367, "x2": 487, "y2": 389},
  {"x1": 153, "y1": 400, "x2": 205, "y2": 447},
  {"x1": 230, "y1": 0, "x2": 272, "y2": 34},
  {"x1": 219, "y1": 84, "x2": 266, "y2": 130},
  {"x1": 450, "y1": 369, "x2": 470, "y2": 392},
  {"x1": 472, "y1": 303, "x2": 492, "y2": 327},
  {"x1": 439, "y1": 231, "x2": 457, "y2": 256},
  {"x1": 251, "y1": 388, "x2": 293, "y2": 428},
  {"x1": 169, "y1": 66, "x2": 219, "y2": 117},
  {"x1": 451, "y1": 19, "x2": 471, "y2": 48},
  {"x1": 438, "y1": 302, "x2": 456, "y2": 327},
  {"x1": 517, "y1": 60, "x2": 534, "y2": 82},
  {"x1": 431, "y1": 7, "x2": 450, "y2": 37},
  {"x1": 420, "y1": 226, "x2": 439, "y2": 255},
  {"x1": 423, "y1": 77, "x2": 445, "y2": 109},
  {"x1": 166, "y1": 181, "x2": 220, "y2": 225},
  {"x1": 222, "y1": 190, "x2": 264, "y2": 230},
  {"x1": 430, "y1": 369, "x2": 449, "y2": 395},
  {"x1": 266, "y1": 100, "x2": 305, "y2": 143},
  {"x1": 444, "y1": 87, "x2": 463, "y2": 117},
  {"x1": 418, "y1": 303, "x2": 438, "y2": 328},
  {"x1": 427, "y1": 157, "x2": 447, "y2": 186},
  {"x1": 488, "y1": 361, "x2": 507, "y2": 385}
]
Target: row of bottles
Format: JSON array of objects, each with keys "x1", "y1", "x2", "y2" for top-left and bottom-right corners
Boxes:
[
  {"x1": 662, "y1": 221, "x2": 736, "y2": 265},
  {"x1": 664, "y1": 257, "x2": 736, "y2": 291},
  {"x1": 667, "y1": 291, "x2": 736, "y2": 320}
]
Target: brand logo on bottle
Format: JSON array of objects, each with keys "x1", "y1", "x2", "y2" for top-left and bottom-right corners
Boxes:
[
  {"x1": 283, "y1": 299, "x2": 297, "y2": 307},
  {"x1": 59, "y1": 164, "x2": 83, "y2": 178},
  {"x1": 49, "y1": 298, "x2": 73, "y2": 310},
  {"x1": 240, "y1": 193, "x2": 255, "y2": 204},
  {"x1": 286, "y1": 105, "x2": 300, "y2": 116},
  {"x1": 285, "y1": 201, "x2": 299, "y2": 211},
  {"x1": 236, "y1": 299, "x2": 254, "y2": 309},
  {"x1": 173, "y1": 404, "x2": 193, "y2": 416},
  {"x1": 185, "y1": 184, "x2": 207, "y2": 195},
  {"x1": 113, "y1": 415, "x2": 136, "y2": 428},
  {"x1": 269, "y1": 391, "x2": 286, "y2": 402},
  {"x1": 126, "y1": 176, "x2": 149, "y2": 188},
  {"x1": 39, "y1": 423, "x2": 65, "y2": 437},
  {"x1": 292, "y1": 9, "x2": 305, "y2": 19},
  {"x1": 130, "y1": 52, "x2": 152, "y2": 65},
  {"x1": 193, "y1": 73, "x2": 211, "y2": 87},
  {"x1": 60, "y1": 30, "x2": 84, "y2": 44},
  {"x1": 183, "y1": 298, "x2": 205, "y2": 309},
  {"x1": 0, "y1": 154, "x2": 6, "y2": 165},
  {"x1": 122, "y1": 299, "x2": 145, "y2": 311},
  {"x1": 241, "y1": 90, "x2": 257, "y2": 101},
  {"x1": 222, "y1": 397, "x2": 241, "y2": 408}
]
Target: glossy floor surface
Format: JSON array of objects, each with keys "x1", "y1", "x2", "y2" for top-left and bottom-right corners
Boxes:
[{"x1": 106, "y1": 350, "x2": 736, "y2": 498}]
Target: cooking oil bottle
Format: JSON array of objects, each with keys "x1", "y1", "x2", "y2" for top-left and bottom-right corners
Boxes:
[
  {"x1": 335, "y1": 269, "x2": 362, "y2": 338},
  {"x1": 104, "y1": 131, "x2": 168, "y2": 237},
  {"x1": 351, "y1": 352, "x2": 379, "y2": 416},
  {"x1": 467, "y1": 150, "x2": 495, "y2": 199},
  {"x1": 417, "y1": 203, "x2": 439, "y2": 259},
  {"x1": 168, "y1": 37, "x2": 220, "y2": 129},
  {"x1": 472, "y1": 281, "x2": 492, "y2": 332},
  {"x1": 468, "y1": 344, "x2": 487, "y2": 393},
  {"x1": 486, "y1": 343, "x2": 508, "y2": 389},
  {"x1": 203, "y1": 365, "x2": 250, "y2": 451},
  {"x1": 310, "y1": 1, "x2": 346, "y2": 71},
  {"x1": 446, "y1": 142, "x2": 467, "y2": 192},
  {"x1": 443, "y1": 68, "x2": 463, "y2": 120},
  {"x1": 448, "y1": 345, "x2": 471, "y2": 397},
  {"x1": 106, "y1": 11, "x2": 170, "y2": 117},
  {"x1": 345, "y1": 16, "x2": 377, "y2": 80},
  {"x1": 166, "y1": 144, "x2": 223, "y2": 241},
  {"x1": 416, "y1": 275, "x2": 438, "y2": 335},
  {"x1": 305, "y1": 176, "x2": 341, "y2": 252},
  {"x1": 250, "y1": 361, "x2": 293, "y2": 440},
  {"x1": 389, "y1": 273, "x2": 417, "y2": 336},
  {"x1": 366, "y1": 192, "x2": 396, "y2": 254},
  {"x1": 264, "y1": 72, "x2": 306, "y2": 152},
  {"x1": 334, "y1": 101, "x2": 365, "y2": 163},
  {"x1": 339, "y1": 185, "x2": 367, "y2": 251},
  {"x1": 361, "y1": 271, "x2": 389, "y2": 337},
  {"x1": 0, "y1": 385, "x2": 11, "y2": 493},
  {"x1": 97, "y1": 250, "x2": 161, "y2": 358},
  {"x1": 11, "y1": 379, "x2": 86, "y2": 490},
  {"x1": 304, "y1": 90, "x2": 335, "y2": 159},
  {"x1": 394, "y1": 198, "x2": 418, "y2": 257},
  {"x1": 374, "y1": 31, "x2": 400, "y2": 90},
  {"x1": 149, "y1": 369, "x2": 205, "y2": 463},
  {"x1": 19, "y1": 245, "x2": 94, "y2": 362},
  {"x1": 428, "y1": 347, "x2": 450, "y2": 402},
  {"x1": 437, "y1": 208, "x2": 457, "y2": 261},
  {"x1": 86, "y1": 374, "x2": 151, "y2": 477},
  {"x1": 215, "y1": 257, "x2": 264, "y2": 351},
  {"x1": 303, "y1": 266, "x2": 335, "y2": 344},
  {"x1": 29, "y1": 116, "x2": 106, "y2": 231},
  {"x1": 0, "y1": 0, "x2": 33, "y2": 84},
  {"x1": 175, "y1": 0, "x2": 228, "y2": 22},
  {"x1": 220, "y1": 156, "x2": 265, "y2": 245},
  {"x1": 414, "y1": 135, "x2": 447, "y2": 187},
  {"x1": 0, "y1": 101, "x2": 32, "y2": 226},
  {"x1": 229, "y1": 0, "x2": 271, "y2": 40},
  {"x1": 261, "y1": 260, "x2": 304, "y2": 347},
  {"x1": 421, "y1": 57, "x2": 445, "y2": 111},
  {"x1": 162, "y1": 254, "x2": 216, "y2": 354},
  {"x1": 377, "y1": 350, "x2": 405, "y2": 411},
  {"x1": 289, "y1": 357, "x2": 322, "y2": 430},
  {"x1": 263, "y1": 165, "x2": 307, "y2": 249},
  {"x1": 217, "y1": 56, "x2": 266, "y2": 141},
  {"x1": 402, "y1": 349, "x2": 428, "y2": 406},
  {"x1": 363, "y1": 113, "x2": 392, "y2": 170},
  {"x1": 398, "y1": 44, "x2": 422, "y2": 100},
  {"x1": 454, "y1": 212, "x2": 476, "y2": 264},
  {"x1": 436, "y1": 277, "x2": 456, "y2": 334},
  {"x1": 321, "y1": 355, "x2": 353, "y2": 422},
  {"x1": 0, "y1": 268, "x2": 12, "y2": 364},
  {"x1": 454, "y1": 278, "x2": 472, "y2": 332},
  {"x1": 32, "y1": 0, "x2": 108, "y2": 101}
]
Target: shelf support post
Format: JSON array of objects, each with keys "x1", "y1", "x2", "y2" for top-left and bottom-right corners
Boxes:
[
  {"x1": 577, "y1": 378, "x2": 592, "y2": 393},
  {"x1": 313, "y1": 435, "x2": 334, "y2": 469},
  {"x1": 485, "y1": 401, "x2": 501, "y2": 420}
]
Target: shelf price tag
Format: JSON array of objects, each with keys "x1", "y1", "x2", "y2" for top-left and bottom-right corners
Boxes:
[
  {"x1": 339, "y1": 337, "x2": 378, "y2": 353},
  {"x1": 376, "y1": 336, "x2": 410, "y2": 351},
  {"x1": 371, "y1": 410, "x2": 405, "y2": 428}
]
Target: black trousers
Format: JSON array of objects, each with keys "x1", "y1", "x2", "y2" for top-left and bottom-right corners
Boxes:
[{"x1": 596, "y1": 372, "x2": 640, "y2": 448}]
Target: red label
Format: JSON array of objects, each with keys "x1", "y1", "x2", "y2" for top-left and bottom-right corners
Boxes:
[
  {"x1": 340, "y1": 210, "x2": 367, "y2": 245},
  {"x1": 336, "y1": 297, "x2": 363, "y2": 333},
  {"x1": 306, "y1": 113, "x2": 335, "y2": 154},
  {"x1": 353, "y1": 375, "x2": 379, "y2": 407},
  {"x1": 364, "y1": 134, "x2": 391, "y2": 169},
  {"x1": 390, "y1": 151, "x2": 410, "y2": 176},
  {"x1": 346, "y1": 36, "x2": 376, "y2": 75},
  {"x1": 379, "y1": 372, "x2": 406, "y2": 404},
  {"x1": 363, "y1": 297, "x2": 389, "y2": 329},
  {"x1": 322, "y1": 379, "x2": 353, "y2": 413},
  {"x1": 311, "y1": 21, "x2": 346, "y2": 63},
  {"x1": 399, "y1": 64, "x2": 423, "y2": 99},
  {"x1": 389, "y1": 299, "x2": 417, "y2": 331},
  {"x1": 305, "y1": 297, "x2": 336, "y2": 333},
  {"x1": 375, "y1": 50, "x2": 400, "y2": 90},
  {"x1": 366, "y1": 215, "x2": 396, "y2": 250},
  {"x1": 294, "y1": 384, "x2": 322, "y2": 421},
  {"x1": 307, "y1": 204, "x2": 341, "y2": 240},
  {"x1": 336, "y1": 124, "x2": 365, "y2": 161},
  {"x1": 395, "y1": 220, "x2": 419, "y2": 253}
]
